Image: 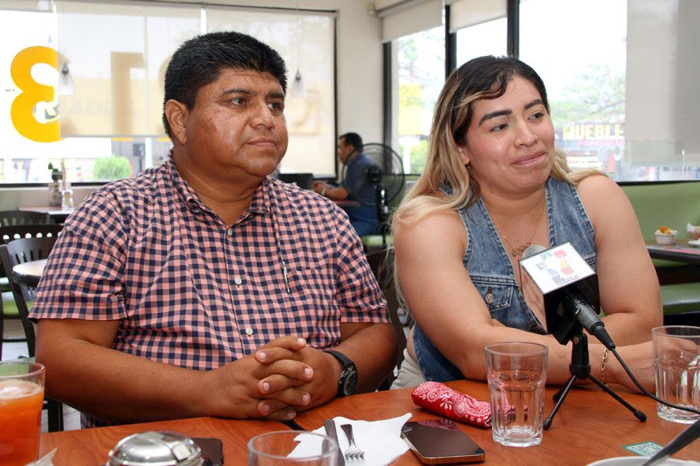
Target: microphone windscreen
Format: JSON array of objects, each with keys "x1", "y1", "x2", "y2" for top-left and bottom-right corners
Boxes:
[{"x1": 522, "y1": 244, "x2": 547, "y2": 259}]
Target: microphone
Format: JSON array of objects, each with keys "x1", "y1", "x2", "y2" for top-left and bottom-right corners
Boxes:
[
  {"x1": 519, "y1": 242, "x2": 615, "y2": 350},
  {"x1": 522, "y1": 244, "x2": 547, "y2": 258},
  {"x1": 562, "y1": 291, "x2": 614, "y2": 349}
]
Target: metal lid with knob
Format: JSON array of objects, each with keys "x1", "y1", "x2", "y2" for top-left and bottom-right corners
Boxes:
[{"x1": 107, "y1": 431, "x2": 203, "y2": 466}]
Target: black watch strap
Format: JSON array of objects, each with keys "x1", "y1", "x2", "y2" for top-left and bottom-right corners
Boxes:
[{"x1": 324, "y1": 349, "x2": 358, "y2": 397}]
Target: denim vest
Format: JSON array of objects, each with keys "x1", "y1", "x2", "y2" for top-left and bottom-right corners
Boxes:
[{"x1": 413, "y1": 177, "x2": 597, "y2": 381}]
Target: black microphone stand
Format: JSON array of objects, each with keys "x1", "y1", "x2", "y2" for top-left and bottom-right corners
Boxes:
[{"x1": 544, "y1": 325, "x2": 647, "y2": 430}]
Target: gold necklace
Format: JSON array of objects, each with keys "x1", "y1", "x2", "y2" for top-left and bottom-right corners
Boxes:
[{"x1": 496, "y1": 204, "x2": 546, "y2": 258}]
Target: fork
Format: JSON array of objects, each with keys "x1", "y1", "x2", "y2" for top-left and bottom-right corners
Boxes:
[{"x1": 340, "y1": 423, "x2": 365, "y2": 460}]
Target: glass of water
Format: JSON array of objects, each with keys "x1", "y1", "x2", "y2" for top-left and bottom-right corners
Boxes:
[
  {"x1": 485, "y1": 342, "x2": 548, "y2": 447},
  {"x1": 652, "y1": 325, "x2": 700, "y2": 424}
]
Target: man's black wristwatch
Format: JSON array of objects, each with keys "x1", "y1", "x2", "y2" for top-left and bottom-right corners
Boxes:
[{"x1": 324, "y1": 349, "x2": 358, "y2": 397}]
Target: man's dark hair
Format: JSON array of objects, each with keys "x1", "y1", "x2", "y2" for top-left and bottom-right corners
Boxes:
[
  {"x1": 340, "y1": 132, "x2": 363, "y2": 153},
  {"x1": 162, "y1": 31, "x2": 288, "y2": 137}
]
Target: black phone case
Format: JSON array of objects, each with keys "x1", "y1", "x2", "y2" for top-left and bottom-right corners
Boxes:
[
  {"x1": 192, "y1": 437, "x2": 224, "y2": 466},
  {"x1": 401, "y1": 420, "x2": 485, "y2": 464}
]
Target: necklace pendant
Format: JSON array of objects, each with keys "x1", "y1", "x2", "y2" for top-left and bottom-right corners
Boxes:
[{"x1": 511, "y1": 242, "x2": 532, "y2": 257}]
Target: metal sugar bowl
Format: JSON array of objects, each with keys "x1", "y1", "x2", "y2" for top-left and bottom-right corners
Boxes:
[{"x1": 107, "y1": 431, "x2": 203, "y2": 466}]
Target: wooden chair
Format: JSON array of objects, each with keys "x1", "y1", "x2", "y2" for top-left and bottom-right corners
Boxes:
[
  {"x1": 0, "y1": 237, "x2": 64, "y2": 431},
  {"x1": 365, "y1": 247, "x2": 410, "y2": 390},
  {"x1": 0, "y1": 224, "x2": 64, "y2": 244},
  {"x1": 1, "y1": 225, "x2": 63, "y2": 353}
]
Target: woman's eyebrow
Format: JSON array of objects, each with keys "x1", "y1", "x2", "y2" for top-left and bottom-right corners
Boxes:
[
  {"x1": 478, "y1": 109, "x2": 511, "y2": 126},
  {"x1": 524, "y1": 98, "x2": 544, "y2": 110},
  {"x1": 477, "y1": 98, "x2": 544, "y2": 126}
]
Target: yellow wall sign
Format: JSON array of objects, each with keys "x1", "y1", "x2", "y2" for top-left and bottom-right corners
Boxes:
[{"x1": 10, "y1": 46, "x2": 60, "y2": 143}]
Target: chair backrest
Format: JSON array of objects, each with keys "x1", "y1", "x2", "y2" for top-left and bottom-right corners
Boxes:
[
  {"x1": 365, "y1": 247, "x2": 409, "y2": 390},
  {"x1": 0, "y1": 210, "x2": 51, "y2": 227},
  {"x1": 0, "y1": 224, "x2": 63, "y2": 245},
  {"x1": 0, "y1": 224, "x2": 63, "y2": 280},
  {"x1": 0, "y1": 236, "x2": 58, "y2": 356}
]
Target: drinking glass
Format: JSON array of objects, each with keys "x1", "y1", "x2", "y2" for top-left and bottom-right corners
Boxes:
[
  {"x1": 0, "y1": 361, "x2": 45, "y2": 466},
  {"x1": 652, "y1": 325, "x2": 700, "y2": 424},
  {"x1": 248, "y1": 431, "x2": 338, "y2": 466},
  {"x1": 485, "y1": 342, "x2": 548, "y2": 447}
]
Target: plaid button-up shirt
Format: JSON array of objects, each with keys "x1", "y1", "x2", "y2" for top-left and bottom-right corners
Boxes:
[{"x1": 31, "y1": 158, "x2": 389, "y2": 427}]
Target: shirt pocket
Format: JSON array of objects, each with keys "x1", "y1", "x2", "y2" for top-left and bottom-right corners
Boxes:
[{"x1": 284, "y1": 248, "x2": 334, "y2": 301}]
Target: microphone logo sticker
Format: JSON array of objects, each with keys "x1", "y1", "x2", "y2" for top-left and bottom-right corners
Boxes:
[{"x1": 520, "y1": 243, "x2": 594, "y2": 295}]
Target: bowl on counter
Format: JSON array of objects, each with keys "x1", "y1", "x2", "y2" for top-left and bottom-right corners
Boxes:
[
  {"x1": 655, "y1": 231, "x2": 677, "y2": 245},
  {"x1": 655, "y1": 225, "x2": 677, "y2": 245}
]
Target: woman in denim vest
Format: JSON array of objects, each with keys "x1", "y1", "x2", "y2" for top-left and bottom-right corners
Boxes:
[{"x1": 391, "y1": 56, "x2": 660, "y2": 392}]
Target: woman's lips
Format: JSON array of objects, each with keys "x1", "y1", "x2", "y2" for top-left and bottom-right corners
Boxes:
[{"x1": 513, "y1": 151, "x2": 546, "y2": 166}]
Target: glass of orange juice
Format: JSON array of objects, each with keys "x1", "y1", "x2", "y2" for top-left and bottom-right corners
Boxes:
[{"x1": 0, "y1": 361, "x2": 45, "y2": 466}]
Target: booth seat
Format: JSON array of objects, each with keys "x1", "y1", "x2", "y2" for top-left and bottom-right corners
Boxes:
[{"x1": 619, "y1": 181, "x2": 700, "y2": 323}]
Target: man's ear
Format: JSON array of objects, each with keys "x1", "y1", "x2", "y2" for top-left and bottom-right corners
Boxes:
[{"x1": 164, "y1": 99, "x2": 188, "y2": 145}]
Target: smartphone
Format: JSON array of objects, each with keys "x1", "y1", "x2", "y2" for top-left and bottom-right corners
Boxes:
[
  {"x1": 401, "y1": 419, "x2": 485, "y2": 465},
  {"x1": 192, "y1": 437, "x2": 224, "y2": 466}
]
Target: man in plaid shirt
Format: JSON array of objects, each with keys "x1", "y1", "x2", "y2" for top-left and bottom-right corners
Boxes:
[{"x1": 31, "y1": 31, "x2": 396, "y2": 428}]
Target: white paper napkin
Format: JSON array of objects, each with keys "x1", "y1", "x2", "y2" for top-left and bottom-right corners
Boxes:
[
  {"x1": 27, "y1": 448, "x2": 56, "y2": 466},
  {"x1": 320, "y1": 413, "x2": 412, "y2": 465},
  {"x1": 290, "y1": 413, "x2": 412, "y2": 465}
]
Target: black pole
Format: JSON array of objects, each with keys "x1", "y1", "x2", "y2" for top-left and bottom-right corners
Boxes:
[
  {"x1": 507, "y1": 0, "x2": 519, "y2": 58},
  {"x1": 382, "y1": 41, "x2": 392, "y2": 147},
  {"x1": 445, "y1": 4, "x2": 457, "y2": 77}
]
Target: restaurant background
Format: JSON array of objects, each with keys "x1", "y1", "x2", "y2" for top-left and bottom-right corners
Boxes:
[{"x1": 0, "y1": 0, "x2": 699, "y2": 208}]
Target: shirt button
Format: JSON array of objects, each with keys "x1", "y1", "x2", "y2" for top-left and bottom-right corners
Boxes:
[
  {"x1": 226, "y1": 227, "x2": 234, "y2": 237},
  {"x1": 191, "y1": 207, "x2": 201, "y2": 215},
  {"x1": 234, "y1": 276, "x2": 243, "y2": 285},
  {"x1": 485, "y1": 293, "x2": 494, "y2": 305},
  {"x1": 245, "y1": 327, "x2": 254, "y2": 336}
]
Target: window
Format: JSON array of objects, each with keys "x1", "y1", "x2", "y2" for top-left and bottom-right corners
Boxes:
[
  {"x1": 520, "y1": 0, "x2": 700, "y2": 181},
  {"x1": 380, "y1": 0, "x2": 444, "y2": 175},
  {"x1": 452, "y1": 0, "x2": 507, "y2": 65},
  {"x1": 455, "y1": 18, "x2": 507, "y2": 65},
  {"x1": 396, "y1": 26, "x2": 445, "y2": 175},
  {"x1": 0, "y1": 1, "x2": 336, "y2": 183},
  {"x1": 205, "y1": 5, "x2": 336, "y2": 177}
]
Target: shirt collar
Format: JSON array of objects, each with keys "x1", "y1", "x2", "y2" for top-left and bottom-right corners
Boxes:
[{"x1": 166, "y1": 152, "x2": 273, "y2": 219}]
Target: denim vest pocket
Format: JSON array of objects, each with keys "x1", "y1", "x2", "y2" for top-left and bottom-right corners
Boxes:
[{"x1": 471, "y1": 278, "x2": 513, "y2": 313}]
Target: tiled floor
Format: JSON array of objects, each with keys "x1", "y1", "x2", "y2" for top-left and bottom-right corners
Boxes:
[{"x1": 2, "y1": 318, "x2": 81, "y2": 431}]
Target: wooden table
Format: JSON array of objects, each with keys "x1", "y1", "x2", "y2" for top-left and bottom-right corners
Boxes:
[
  {"x1": 647, "y1": 239, "x2": 700, "y2": 266},
  {"x1": 12, "y1": 258, "x2": 46, "y2": 288},
  {"x1": 39, "y1": 380, "x2": 699, "y2": 465}
]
